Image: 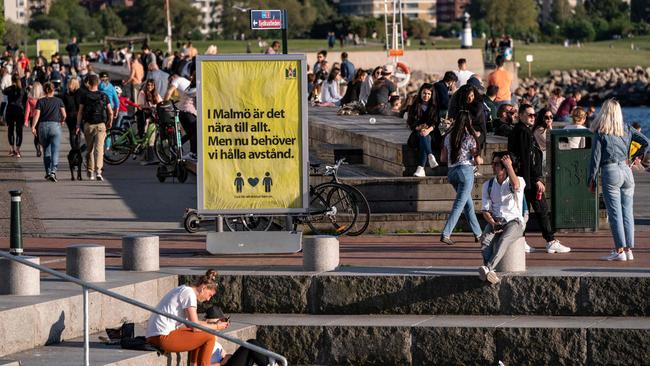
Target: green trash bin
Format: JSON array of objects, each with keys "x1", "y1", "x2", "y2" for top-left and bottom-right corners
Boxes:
[{"x1": 550, "y1": 129, "x2": 598, "y2": 231}]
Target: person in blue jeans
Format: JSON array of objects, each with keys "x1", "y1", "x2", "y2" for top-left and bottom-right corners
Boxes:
[
  {"x1": 406, "y1": 83, "x2": 439, "y2": 177},
  {"x1": 440, "y1": 111, "x2": 482, "y2": 245},
  {"x1": 589, "y1": 98, "x2": 649, "y2": 261},
  {"x1": 31, "y1": 82, "x2": 66, "y2": 182}
]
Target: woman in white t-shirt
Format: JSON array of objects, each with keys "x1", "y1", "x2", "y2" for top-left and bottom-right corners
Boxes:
[
  {"x1": 563, "y1": 107, "x2": 588, "y2": 149},
  {"x1": 146, "y1": 269, "x2": 229, "y2": 366}
]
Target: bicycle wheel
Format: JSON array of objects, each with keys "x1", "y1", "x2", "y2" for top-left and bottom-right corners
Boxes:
[
  {"x1": 104, "y1": 128, "x2": 133, "y2": 165},
  {"x1": 307, "y1": 183, "x2": 358, "y2": 236},
  {"x1": 338, "y1": 185, "x2": 370, "y2": 236},
  {"x1": 224, "y1": 215, "x2": 274, "y2": 231},
  {"x1": 154, "y1": 126, "x2": 176, "y2": 165}
]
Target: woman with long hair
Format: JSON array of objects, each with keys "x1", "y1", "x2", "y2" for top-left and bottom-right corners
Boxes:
[
  {"x1": 146, "y1": 269, "x2": 227, "y2": 366},
  {"x1": 136, "y1": 78, "x2": 162, "y2": 137},
  {"x1": 4, "y1": 74, "x2": 26, "y2": 157},
  {"x1": 406, "y1": 83, "x2": 439, "y2": 177},
  {"x1": 62, "y1": 78, "x2": 82, "y2": 148},
  {"x1": 340, "y1": 68, "x2": 367, "y2": 105},
  {"x1": 32, "y1": 82, "x2": 66, "y2": 182},
  {"x1": 359, "y1": 66, "x2": 382, "y2": 105},
  {"x1": 439, "y1": 110, "x2": 483, "y2": 245},
  {"x1": 24, "y1": 81, "x2": 44, "y2": 157},
  {"x1": 589, "y1": 99, "x2": 649, "y2": 261},
  {"x1": 449, "y1": 84, "x2": 487, "y2": 153},
  {"x1": 320, "y1": 69, "x2": 343, "y2": 106}
]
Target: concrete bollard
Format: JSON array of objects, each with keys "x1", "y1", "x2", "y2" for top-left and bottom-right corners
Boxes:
[
  {"x1": 303, "y1": 236, "x2": 339, "y2": 272},
  {"x1": 0, "y1": 256, "x2": 40, "y2": 295},
  {"x1": 122, "y1": 235, "x2": 159, "y2": 271},
  {"x1": 66, "y1": 244, "x2": 105, "y2": 282},
  {"x1": 494, "y1": 237, "x2": 526, "y2": 273}
]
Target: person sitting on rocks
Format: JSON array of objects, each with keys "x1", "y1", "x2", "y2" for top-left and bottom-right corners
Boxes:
[
  {"x1": 555, "y1": 89, "x2": 582, "y2": 122},
  {"x1": 478, "y1": 151, "x2": 526, "y2": 284},
  {"x1": 365, "y1": 64, "x2": 398, "y2": 115}
]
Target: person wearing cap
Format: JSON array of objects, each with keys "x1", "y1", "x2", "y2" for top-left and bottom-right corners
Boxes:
[
  {"x1": 98, "y1": 72, "x2": 119, "y2": 114},
  {"x1": 366, "y1": 64, "x2": 398, "y2": 115}
]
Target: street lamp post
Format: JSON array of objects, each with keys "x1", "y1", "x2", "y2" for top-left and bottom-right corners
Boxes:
[{"x1": 525, "y1": 54, "x2": 534, "y2": 78}]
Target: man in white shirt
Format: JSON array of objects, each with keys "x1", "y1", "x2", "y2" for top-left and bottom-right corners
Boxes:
[
  {"x1": 165, "y1": 74, "x2": 197, "y2": 160},
  {"x1": 478, "y1": 151, "x2": 526, "y2": 284},
  {"x1": 454, "y1": 58, "x2": 474, "y2": 89}
]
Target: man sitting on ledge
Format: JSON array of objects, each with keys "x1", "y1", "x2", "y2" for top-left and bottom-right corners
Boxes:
[{"x1": 478, "y1": 151, "x2": 525, "y2": 284}]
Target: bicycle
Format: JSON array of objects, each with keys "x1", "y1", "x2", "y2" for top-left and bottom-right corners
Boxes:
[
  {"x1": 182, "y1": 159, "x2": 371, "y2": 236},
  {"x1": 104, "y1": 114, "x2": 158, "y2": 165}
]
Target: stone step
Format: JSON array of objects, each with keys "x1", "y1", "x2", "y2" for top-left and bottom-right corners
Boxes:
[
  {"x1": 0, "y1": 270, "x2": 177, "y2": 357},
  {"x1": 3, "y1": 321, "x2": 257, "y2": 366},
  {"x1": 178, "y1": 268, "x2": 650, "y2": 318},
  {"x1": 228, "y1": 313, "x2": 650, "y2": 366},
  {"x1": 309, "y1": 107, "x2": 508, "y2": 177}
]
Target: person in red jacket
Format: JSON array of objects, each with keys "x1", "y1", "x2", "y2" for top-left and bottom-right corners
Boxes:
[{"x1": 114, "y1": 86, "x2": 139, "y2": 130}]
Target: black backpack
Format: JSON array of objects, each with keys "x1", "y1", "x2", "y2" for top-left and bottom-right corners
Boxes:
[{"x1": 83, "y1": 91, "x2": 108, "y2": 123}]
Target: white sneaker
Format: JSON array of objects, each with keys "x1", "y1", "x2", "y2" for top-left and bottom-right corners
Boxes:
[
  {"x1": 182, "y1": 152, "x2": 197, "y2": 161},
  {"x1": 478, "y1": 266, "x2": 489, "y2": 281},
  {"x1": 546, "y1": 240, "x2": 571, "y2": 253},
  {"x1": 524, "y1": 241, "x2": 535, "y2": 253},
  {"x1": 427, "y1": 154, "x2": 439, "y2": 168},
  {"x1": 625, "y1": 250, "x2": 634, "y2": 261},
  {"x1": 601, "y1": 251, "x2": 626, "y2": 261},
  {"x1": 89, "y1": 171, "x2": 97, "y2": 181},
  {"x1": 413, "y1": 166, "x2": 425, "y2": 177},
  {"x1": 96, "y1": 173, "x2": 104, "y2": 181}
]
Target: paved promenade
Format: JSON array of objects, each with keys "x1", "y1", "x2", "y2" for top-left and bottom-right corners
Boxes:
[{"x1": 0, "y1": 126, "x2": 648, "y2": 270}]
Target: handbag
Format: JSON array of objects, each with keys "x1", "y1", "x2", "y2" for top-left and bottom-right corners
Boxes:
[{"x1": 439, "y1": 111, "x2": 454, "y2": 135}]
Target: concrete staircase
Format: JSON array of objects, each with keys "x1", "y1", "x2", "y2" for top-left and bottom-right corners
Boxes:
[
  {"x1": 0, "y1": 270, "x2": 256, "y2": 366},
  {"x1": 176, "y1": 268, "x2": 650, "y2": 365}
]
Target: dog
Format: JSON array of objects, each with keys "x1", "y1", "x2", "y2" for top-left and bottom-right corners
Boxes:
[{"x1": 67, "y1": 135, "x2": 84, "y2": 181}]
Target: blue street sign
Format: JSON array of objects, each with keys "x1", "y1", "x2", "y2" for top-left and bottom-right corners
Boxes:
[{"x1": 250, "y1": 10, "x2": 284, "y2": 30}]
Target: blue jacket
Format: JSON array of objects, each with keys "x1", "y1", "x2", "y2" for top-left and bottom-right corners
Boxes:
[
  {"x1": 99, "y1": 82, "x2": 120, "y2": 112},
  {"x1": 589, "y1": 126, "x2": 649, "y2": 183},
  {"x1": 341, "y1": 60, "x2": 355, "y2": 83}
]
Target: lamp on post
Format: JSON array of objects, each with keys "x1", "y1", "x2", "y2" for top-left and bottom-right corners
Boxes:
[{"x1": 525, "y1": 54, "x2": 534, "y2": 78}]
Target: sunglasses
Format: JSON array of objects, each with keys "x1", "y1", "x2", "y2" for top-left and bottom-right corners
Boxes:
[{"x1": 544, "y1": 115, "x2": 553, "y2": 120}]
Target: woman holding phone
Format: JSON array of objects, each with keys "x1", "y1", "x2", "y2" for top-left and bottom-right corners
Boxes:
[{"x1": 146, "y1": 269, "x2": 230, "y2": 366}]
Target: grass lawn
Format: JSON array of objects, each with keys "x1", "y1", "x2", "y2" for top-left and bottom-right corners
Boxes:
[{"x1": 24, "y1": 36, "x2": 650, "y2": 78}]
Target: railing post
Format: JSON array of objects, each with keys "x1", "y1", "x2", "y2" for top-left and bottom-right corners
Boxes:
[
  {"x1": 83, "y1": 286, "x2": 90, "y2": 366},
  {"x1": 9, "y1": 190, "x2": 23, "y2": 255},
  {"x1": 216, "y1": 215, "x2": 224, "y2": 232}
]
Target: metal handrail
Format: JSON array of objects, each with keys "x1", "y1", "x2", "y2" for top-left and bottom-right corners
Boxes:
[{"x1": 0, "y1": 250, "x2": 288, "y2": 366}]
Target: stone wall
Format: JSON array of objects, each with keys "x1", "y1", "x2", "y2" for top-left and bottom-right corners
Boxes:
[
  {"x1": 521, "y1": 66, "x2": 650, "y2": 106},
  {"x1": 180, "y1": 274, "x2": 650, "y2": 317}
]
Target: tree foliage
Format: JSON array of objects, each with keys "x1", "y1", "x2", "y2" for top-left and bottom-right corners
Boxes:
[
  {"x1": 119, "y1": 0, "x2": 200, "y2": 39},
  {"x1": 94, "y1": 7, "x2": 127, "y2": 38},
  {"x1": 485, "y1": 0, "x2": 539, "y2": 37},
  {"x1": 3, "y1": 20, "x2": 27, "y2": 46}
]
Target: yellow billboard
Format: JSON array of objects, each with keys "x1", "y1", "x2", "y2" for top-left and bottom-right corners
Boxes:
[
  {"x1": 197, "y1": 55, "x2": 307, "y2": 215},
  {"x1": 36, "y1": 39, "x2": 59, "y2": 60}
]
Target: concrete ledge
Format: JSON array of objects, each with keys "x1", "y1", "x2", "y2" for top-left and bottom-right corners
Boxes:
[
  {"x1": 237, "y1": 314, "x2": 650, "y2": 366},
  {"x1": 182, "y1": 271, "x2": 650, "y2": 317},
  {"x1": 3, "y1": 321, "x2": 256, "y2": 366},
  {"x1": 0, "y1": 271, "x2": 177, "y2": 357}
]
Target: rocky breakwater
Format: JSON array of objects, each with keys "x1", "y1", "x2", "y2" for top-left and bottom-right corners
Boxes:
[{"x1": 520, "y1": 66, "x2": 650, "y2": 106}]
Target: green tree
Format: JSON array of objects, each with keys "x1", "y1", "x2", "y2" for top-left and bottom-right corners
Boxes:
[
  {"x1": 563, "y1": 17, "x2": 595, "y2": 41},
  {"x1": 486, "y1": 0, "x2": 539, "y2": 37},
  {"x1": 120, "y1": 0, "x2": 200, "y2": 39},
  {"x1": 631, "y1": 0, "x2": 650, "y2": 23},
  {"x1": 95, "y1": 7, "x2": 127, "y2": 38},
  {"x1": 550, "y1": 0, "x2": 571, "y2": 24},
  {"x1": 28, "y1": 14, "x2": 69, "y2": 39},
  {"x1": 0, "y1": 2, "x2": 5, "y2": 42},
  {"x1": 584, "y1": 0, "x2": 629, "y2": 22},
  {"x1": 3, "y1": 21, "x2": 27, "y2": 46},
  {"x1": 46, "y1": 0, "x2": 95, "y2": 40}
]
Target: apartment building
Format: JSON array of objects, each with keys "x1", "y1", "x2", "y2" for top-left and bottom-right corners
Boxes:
[
  {"x1": 338, "y1": 0, "x2": 437, "y2": 25},
  {"x1": 435, "y1": 0, "x2": 468, "y2": 24},
  {"x1": 4, "y1": 0, "x2": 51, "y2": 24},
  {"x1": 192, "y1": 0, "x2": 222, "y2": 35}
]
